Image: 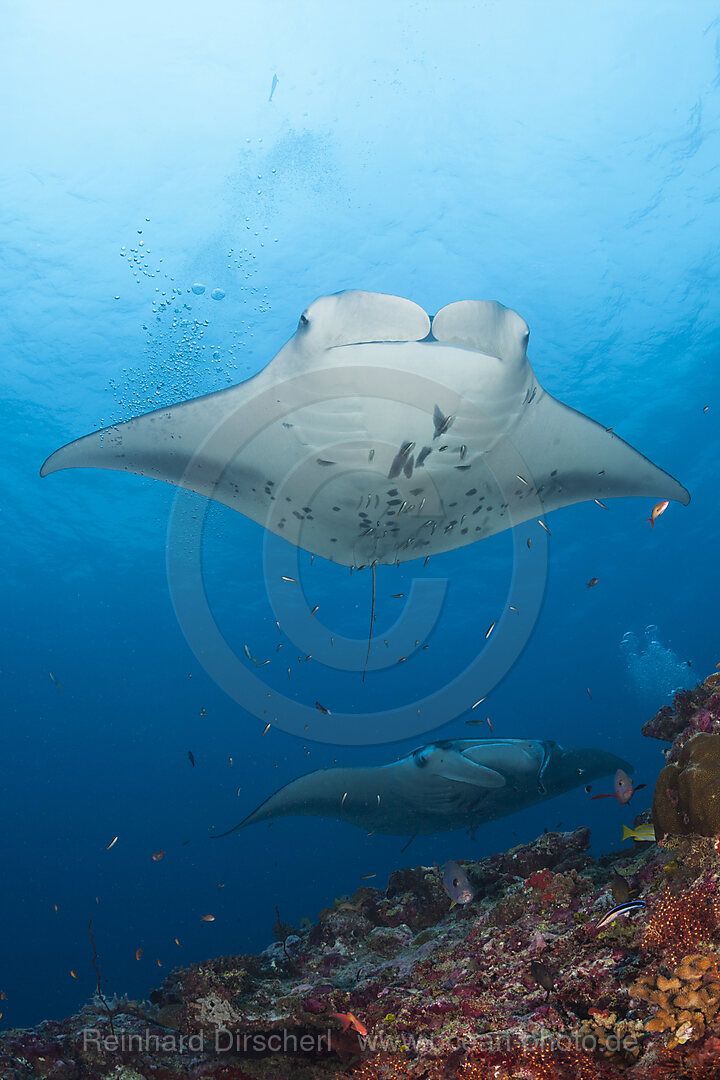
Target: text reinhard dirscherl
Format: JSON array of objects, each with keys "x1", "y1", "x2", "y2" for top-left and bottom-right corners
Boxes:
[{"x1": 82, "y1": 1027, "x2": 639, "y2": 1056}]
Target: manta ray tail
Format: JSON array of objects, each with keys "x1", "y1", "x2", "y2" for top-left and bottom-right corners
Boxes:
[
  {"x1": 211, "y1": 822, "x2": 245, "y2": 839},
  {"x1": 362, "y1": 562, "x2": 377, "y2": 682}
]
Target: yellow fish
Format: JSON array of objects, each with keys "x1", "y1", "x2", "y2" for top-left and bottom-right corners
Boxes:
[{"x1": 622, "y1": 823, "x2": 655, "y2": 843}]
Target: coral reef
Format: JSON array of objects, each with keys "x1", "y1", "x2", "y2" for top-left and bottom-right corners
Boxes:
[{"x1": 3, "y1": 686, "x2": 720, "y2": 1079}]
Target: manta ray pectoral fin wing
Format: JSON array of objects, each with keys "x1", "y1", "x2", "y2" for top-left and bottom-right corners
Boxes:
[
  {"x1": 512, "y1": 391, "x2": 690, "y2": 509},
  {"x1": 212, "y1": 767, "x2": 364, "y2": 835},
  {"x1": 435, "y1": 749, "x2": 507, "y2": 789},
  {"x1": 39, "y1": 382, "x2": 255, "y2": 483}
]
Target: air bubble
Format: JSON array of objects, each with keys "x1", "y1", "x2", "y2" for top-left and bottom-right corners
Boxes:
[
  {"x1": 191, "y1": 283, "x2": 206, "y2": 295},
  {"x1": 211, "y1": 288, "x2": 225, "y2": 300}
]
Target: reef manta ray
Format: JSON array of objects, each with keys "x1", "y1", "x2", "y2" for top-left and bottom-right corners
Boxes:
[
  {"x1": 214, "y1": 738, "x2": 631, "y2": 837},
  {"x1": 40, "y1": 291, "x2": 688, "y2": 569}
]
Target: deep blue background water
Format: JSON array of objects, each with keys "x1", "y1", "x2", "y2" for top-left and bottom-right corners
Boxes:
[{"x1": 2, "y1": 0, "x2": 720, "y2": 1029}]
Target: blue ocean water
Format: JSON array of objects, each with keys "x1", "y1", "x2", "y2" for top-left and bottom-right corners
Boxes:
[{"x1": 2, "y1": 0, "x2": 720, "y2": 1030}]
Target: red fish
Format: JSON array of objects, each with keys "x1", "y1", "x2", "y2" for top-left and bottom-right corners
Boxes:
[
  {"x1": 586, "y1": 577, "x2": 599, "y2": 589},
  {"x1": 151, "y1": 850, "x2": 166, "y2": 862},
  {"x1": 647, "y1": 500, "x2": 669, "y2": 528},
  {"x1": 591, "y1": 768, "x2": 645, "y2": 805},
  {"x1": 331, "y1": 1012, "x2": 367, "y2": 1037}
]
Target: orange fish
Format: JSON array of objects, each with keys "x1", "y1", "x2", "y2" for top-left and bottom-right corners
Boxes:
[
  {"x1": 0, "y1": 991, "x2": 6, "y2": 1000},
  {"x1": 135, "y1": 948, "x2": 143, "y2": 961},
  {"x1": 647, "y1": 500, "x2": 669, "y2": 528},
  {"x1": 586, "y1": 577, "x2": 599, "y2": 589},
  {"x1": 70, "y1": 970, "x2": 78, "y2": 980},
  {"x1": 331, "y1": 1011, "x2": 367, "y2": 1037},
  {"x1": 201, "y1": 914, "x2": 216, "y2": 922},
  {"x1": 151, "y1": 850, "x2": 166, "y2": 862}
]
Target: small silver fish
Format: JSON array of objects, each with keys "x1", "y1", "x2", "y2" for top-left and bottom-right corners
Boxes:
[{"x1": 441, "y1": 860, "x2": 474, "y2": 909}]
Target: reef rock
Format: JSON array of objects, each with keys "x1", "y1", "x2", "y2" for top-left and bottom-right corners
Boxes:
[{"x1": 642, "y1": 674, "x2": 720, "y2": 743}]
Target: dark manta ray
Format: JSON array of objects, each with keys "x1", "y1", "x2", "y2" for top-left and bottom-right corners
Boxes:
[
  {"x1": 215, "y1": 738, "x2": 631, "y2": 837},
  {"x1": 41, "y1": 291, "x2": 688, "y2": 570}
]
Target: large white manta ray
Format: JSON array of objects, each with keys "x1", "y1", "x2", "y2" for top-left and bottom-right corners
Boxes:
[
  {"x1": 41, "y1": 291, "x2": 689, "y2": 567},
  {"x1": 214, "y1": 738, "x2": 631, "y2": 837}
]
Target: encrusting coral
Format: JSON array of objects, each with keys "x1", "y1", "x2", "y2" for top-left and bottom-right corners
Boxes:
[{"x1": 2, "y1": 673, "x2": 720, "y2": 1079}]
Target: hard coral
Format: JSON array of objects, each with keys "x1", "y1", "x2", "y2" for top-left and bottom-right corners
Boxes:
[
  {"x1": 632, "y1": 954, "x2": 720, "y2": 1048},
  {"x1": 576, "y1": 1009, "x2": 644, "y2": 1063},
  {"x1": 653, "y1": 732, "x2": 720, "y2": 837}
]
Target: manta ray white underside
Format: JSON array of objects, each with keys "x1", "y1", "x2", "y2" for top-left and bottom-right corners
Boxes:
[{"x1": 41, "y1": 291, "x2": 689, "y2": 567}]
